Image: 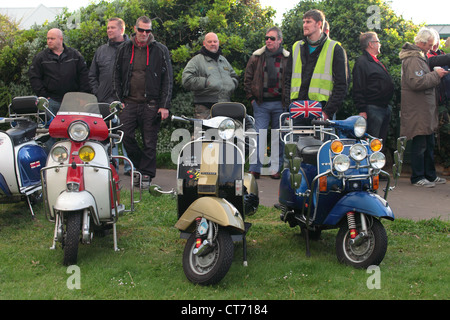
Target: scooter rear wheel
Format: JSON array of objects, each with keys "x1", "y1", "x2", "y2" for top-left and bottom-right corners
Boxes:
[
  {"x1": 63, "y1": 211, "x2": 82, "y2": 266},
  {"x1": 335, "y1": 218, "x2": 388, "y2": 268},
  {"x1": 182, "y1": 228, "x2": 234, "y2": 285}
]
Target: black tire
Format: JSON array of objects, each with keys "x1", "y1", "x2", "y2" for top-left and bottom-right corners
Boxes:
[
  {"x1": 336, "y1": 217, "x2": 388, "y2": 269},
  {"x1": 63, "y1": 211, "x2": 82, "y2": 266},
  {"x1": 182, "y1": 228, "x2": 234, "y2": 285}
]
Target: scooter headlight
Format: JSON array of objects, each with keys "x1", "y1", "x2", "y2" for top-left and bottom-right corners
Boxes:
[
  {"x1": 349, "y1": 144, "x2": 367, "y2": 162},
  {"x1": 218, "y1": 118, "x2": 236, "y2": 140},
  {"x1": 51, "y1": 146, "x2": 69, "y2": 163},
  {"x1": 68, "y1": 121, "x2": 90, "y2": 142},
  {"x1": 370, "y1": 152, "x2": 386, "y2": 169},
  {"x1": 333, "y1": 154, "x2": 350, "y2": 172},
  {"x1": 79, "y1": 146, "x2": 95, "y2": 162},
  {"x1": 354, "y1": 116, "x2": 367, "y2": 138}
]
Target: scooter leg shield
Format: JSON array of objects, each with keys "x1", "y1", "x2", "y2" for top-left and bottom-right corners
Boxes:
[
  {"x1": 175, "y1": 197, "x2": 245, "y2": 233},
  {"x1": 323, "y1": 192, "x2": 394, "y2": 226}
]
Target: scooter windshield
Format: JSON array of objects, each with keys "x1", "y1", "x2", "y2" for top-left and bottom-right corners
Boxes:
[{"x1": 59, "y1": 92, "x2": 107, "y2": 115}]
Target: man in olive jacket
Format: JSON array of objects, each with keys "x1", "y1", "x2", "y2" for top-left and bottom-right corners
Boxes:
[
  {"x1": 399, "y1": 28, "x2": 449, "y2": 187},
  {"x1": 182, "y1": 32, "x2": 239, "y2": 119}
]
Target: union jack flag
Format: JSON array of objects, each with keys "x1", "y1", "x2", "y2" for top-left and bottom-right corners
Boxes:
[{"x1": 289, "y1": 100, "x2": 322, "y2": 119}]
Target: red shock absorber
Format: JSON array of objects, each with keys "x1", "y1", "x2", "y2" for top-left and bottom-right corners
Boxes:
[
  {"x1": 346, "y1": 212, "x2": 358, "y2": 239},
  {"x1": 195, "y1": 217, "x2": 202, "y2": 248}
]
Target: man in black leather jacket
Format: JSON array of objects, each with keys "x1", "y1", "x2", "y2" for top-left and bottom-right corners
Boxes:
[
  {"x1": 29, "y1": 28, "x2": 90, "y2": 115},
  {"x1": 113, "y1": 16, "x2": 173, "y2": 188},
  {"x1": 353, "y1": 31, "x2": 394, "y2": 145}
]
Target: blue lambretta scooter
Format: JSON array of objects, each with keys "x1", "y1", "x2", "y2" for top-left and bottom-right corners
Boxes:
[
  {"x1": 0, "y1": 96, "x2": 49, "y2": 217},
  {"x1": 278, "y1": 101, "x2": 405, "y2": 268}
]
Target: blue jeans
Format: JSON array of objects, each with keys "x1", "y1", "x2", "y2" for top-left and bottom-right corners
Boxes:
[
  {"x1": 249, "y1": 100, "x2": 284, "y2": 174},
  {"x1": 44, "y1": 98, "x2": 62, "y2": 152},
  {"x1": 410, "y1": 134, "x2": 437, "y2": 184},
  {"x1": 112, "y1": 143, "x2": 132, "y2": 173}
]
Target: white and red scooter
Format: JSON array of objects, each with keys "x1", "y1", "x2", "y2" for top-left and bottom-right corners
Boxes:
[{"x1": 40, "y1": 92, "x2": 139, "y2": 265}]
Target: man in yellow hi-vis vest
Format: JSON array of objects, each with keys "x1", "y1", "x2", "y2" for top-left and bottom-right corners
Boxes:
[{"x1": 288, "y1": 9, "x2": 348, "y2": 120}]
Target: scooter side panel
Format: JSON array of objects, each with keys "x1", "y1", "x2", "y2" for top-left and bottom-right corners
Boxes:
[
  {"x1": 175, "y1": 196, "x2": 245, "y2": 233},
  {"x1": 323, "y1": 192, "x2": 394, "y2": 225},
  {"x1": 0, "y1": 132, "x2": 19, "y2": 195},
  {"x1": 17, "y1": 143, "x2": 47, "y2": 188}
]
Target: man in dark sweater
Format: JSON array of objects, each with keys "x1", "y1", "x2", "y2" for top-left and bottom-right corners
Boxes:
[{"x1": 353, "y1": 31, "x2": 394, "y2": 144}]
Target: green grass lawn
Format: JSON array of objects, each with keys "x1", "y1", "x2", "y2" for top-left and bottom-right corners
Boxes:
[{"x1": 0, "y1": 191, "x2": 448, "y2": 301}]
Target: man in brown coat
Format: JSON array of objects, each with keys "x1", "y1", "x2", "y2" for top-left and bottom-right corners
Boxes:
[
  {"x1": 399, "y1": 27, "x2": 449, "y2": 187},
  {"x1": 244, "y1": 26, "x2": 290, "y2": 179}
]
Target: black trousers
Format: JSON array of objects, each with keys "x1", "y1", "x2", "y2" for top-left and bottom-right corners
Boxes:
[
  {"x1": 119, "y1": 103, "x2": 160, "y2": 178},
  {"x1": 410, "y1": 134, "x2": 437, "y2": 184}
]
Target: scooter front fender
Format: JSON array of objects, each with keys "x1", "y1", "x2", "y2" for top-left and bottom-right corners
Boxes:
[
  {"x1": 175, "y1": 197, "x2": 245, "y2": 233},
  {"x1": 54, "y1": 191, "x2": 97, "y2": 217},
  {"x1": 323, "y1": 192, "x2": 394, "y2": 226}
]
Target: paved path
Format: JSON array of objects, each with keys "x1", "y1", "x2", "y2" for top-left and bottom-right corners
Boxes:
[{"x1": 120, "y1": 167, "x2": 450, "y2": 221}]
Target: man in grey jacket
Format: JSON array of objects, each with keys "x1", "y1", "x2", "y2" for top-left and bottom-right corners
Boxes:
[
  {"x1": 89, "y1": 18, "x2": 129, "y2": 103},
  {"x1": 182, "y1": 32, "x2": 239, "y2": 119},
  {"x1": 89, "y1": 17, "x2": 131, "y2": 175}
]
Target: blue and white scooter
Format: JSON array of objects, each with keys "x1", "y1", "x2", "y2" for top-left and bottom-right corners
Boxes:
[
  {"x1": 278, "y1": 101, "x2": 406, "y2": 268},
  {"x1": 0, "y1": 96, "x2": 48, "y2": 217}
]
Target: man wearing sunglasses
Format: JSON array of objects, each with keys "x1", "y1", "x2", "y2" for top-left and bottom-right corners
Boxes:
[
  {"x1": 244, "y1": 26, "x2": 291, "y2": 179},
  {"x1": 182, "y1": 32, "x2": 239, "y2": 119},
  {"x1": 113, "y1": 16, "x2": 173, "y2": 188}
]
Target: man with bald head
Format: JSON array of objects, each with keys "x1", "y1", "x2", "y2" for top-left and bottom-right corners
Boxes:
[
  {"x1": 182, "y1": 32, "x2": 239, "y2": 118},
  {"x1": 29, "y1": 28, "x2": 90, "y2": 116}
]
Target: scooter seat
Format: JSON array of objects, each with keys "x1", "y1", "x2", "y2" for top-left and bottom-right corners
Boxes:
[
  {"x1": 10, "y1": 96, "x2": 39, "y2": 115},
  {"x1": 297, "y1": 136, "x2": 322, "y2": 164},
  {"x1": 6, "y1": 121, "x2": 38, "y2": 146}
]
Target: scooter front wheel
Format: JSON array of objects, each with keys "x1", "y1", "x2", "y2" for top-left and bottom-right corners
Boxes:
[
  {"x1": 336, "y1": 218, "x2": 388, "y2": 269},
  {"x1": 63, "y1": 211, "x2": 82, "y2": 266},
  {"x1": 182, "y1": 227, "x2": 234, "y2": 285}
]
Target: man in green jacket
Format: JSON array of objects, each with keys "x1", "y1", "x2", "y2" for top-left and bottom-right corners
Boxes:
[{"x1": 182, "y1": 32, "x2": 239, "y2": 119}]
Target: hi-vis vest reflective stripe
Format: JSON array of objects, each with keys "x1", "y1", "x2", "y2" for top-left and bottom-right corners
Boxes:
[{"x1": 290, "y1": 39, "x2": 339, "y2": 101}]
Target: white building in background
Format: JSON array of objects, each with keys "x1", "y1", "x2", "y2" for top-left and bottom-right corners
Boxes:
[
  {"x1": 0, "y1": 4, "x2": 64, "y2": 29},
  {"x1": 428, "y1": 25, "x2": 450, "y2": 39}
]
